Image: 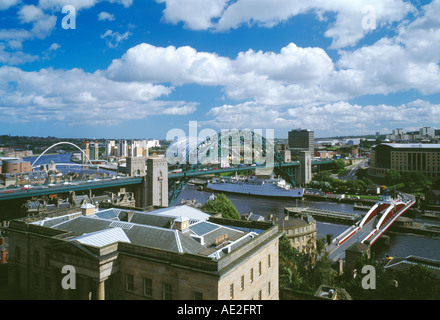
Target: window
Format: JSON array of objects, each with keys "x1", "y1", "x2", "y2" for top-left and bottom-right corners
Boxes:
[
  {"x1": 193, "y1": 291, "x2": 203, "y2": 300},
  {"x1": 45, "y1": 253, "x2": 51, "y2": 268},
  {"x1": 143, "y1": 278, "x2": 152, "y2": 298},
  {"x1": 258, "y1": 261, "x2": 262, "y2": 276},
  {"x1": 33, "y1": 273, "x2": 40, "y2": 289},
  {"x1": 258, "y1": 290, "x2": 262, "y2": 300},
  {"x1": 45, "y1": 276, "x2": 52, "y2": 293},
  {"x1": 241, "y1": 275, "x2": 245, "y2": 291},
  {"x1": 163, "y1": 283, "x2": 173, "y2": 300},
  {"x1": 268, "y1": 282, "x2": 271, "y2": 296},
  {"x1": 250, "y1": 268, "x2": 254, "y2": 283},
  {"x1": 268, "y1": 254, "x2": 271, "y2": 268},
  {"x1": 33, "y1": 250, "x2": 40, "y2": 265},
  {"x1": 229, "y1": 283, "x2": 234, "y2": 299},
  {"x1": 125, "y1": 274, "x2": 134, "y2": 292},
  {"x1": 15, "y1": 246, "x2": 21, "y2": 262}
]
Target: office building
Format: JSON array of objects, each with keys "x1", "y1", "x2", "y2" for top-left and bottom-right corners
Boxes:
[
  {"x1": 370, "y1": 143, "x2": 440, "y2": 179},
  {"x1": 288, "y1": 129, "x2": 314, "y2": 154},
  {"x1": 6, "y1": 204, "x2": 282, "y2": 300}
]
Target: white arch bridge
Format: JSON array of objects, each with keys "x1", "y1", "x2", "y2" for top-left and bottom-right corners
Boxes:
[{"x1": 31, "y1": 142, "x2": 94, "y2": 168}]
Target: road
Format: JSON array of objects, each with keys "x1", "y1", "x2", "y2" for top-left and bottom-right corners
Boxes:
[
  {"x1": 338, "y1": 159, "x2": 369, "y2": 181},
  {"x1": 328, "y1": 218, "x2": 376, "y2": 261}
]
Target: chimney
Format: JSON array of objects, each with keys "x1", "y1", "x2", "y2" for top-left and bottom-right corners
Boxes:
[
  {"x1": 173, "y1": 216, "x2": 190, "y2": 231},
  {"x1": 81, "y1": 203, "x2": 96, "y2": 216}
]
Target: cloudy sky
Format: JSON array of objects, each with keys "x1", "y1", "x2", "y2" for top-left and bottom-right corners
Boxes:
[{"x1": 0, "y1": 0, "x2": 439, "y2": 139}]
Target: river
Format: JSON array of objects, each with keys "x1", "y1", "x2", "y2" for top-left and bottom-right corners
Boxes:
[
  {"x1": 177, "y1": 185, "x2": 440, "y2": 261},
  {"x1": 24, "y1": 153, "x2": 116, "y2": 175},
  {"x1": 21, "y1": 153, "x2": 440, "y2": 261}
]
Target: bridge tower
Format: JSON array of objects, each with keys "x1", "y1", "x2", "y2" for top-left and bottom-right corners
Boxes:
[
  {"x1": 126, "y1": 157, "x2": 147, "y2": 177},
  {"x1": 133, "y1": 157, "x2": 168, "y2": 208},
  {"x1": 146, "y1": 158, "x2": 168, "y2": 207},
  {"x1": 298, "y1": 151, "x2": 312, "y2": 187}
]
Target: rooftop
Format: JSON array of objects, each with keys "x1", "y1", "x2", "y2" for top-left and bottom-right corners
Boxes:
[
  {"x1": 29, "y1": 205, "x2": 261, "y2": 260},
  {"x1": 385, "y1": 255, "x2": 440, "y2": 279},
  {"x1": 380, "y1": 143, "x2": 440, "y2": 149}
]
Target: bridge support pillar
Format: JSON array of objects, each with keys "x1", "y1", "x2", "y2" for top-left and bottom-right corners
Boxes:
[
  {"x1": 136, "y1": 157, "x2": 168, "y2": 208},
  {"x1": 126, "y1": 157, "x2": 147, "y2": 177},
  {"x1": 299, "y1": 151, "x2": 312, "y2": 187}
]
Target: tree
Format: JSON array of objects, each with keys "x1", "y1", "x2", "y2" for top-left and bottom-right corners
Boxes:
[
  {"x1": 393, "y1": 264, "x2": 440, "y2": 300},
  {"x1": 201, "y1": 193, "x2": 240, "y2": 220},
  {"x1": 384, "y1": 169, "x2": 401, "y2": 186},
  {"x1": 332, "y1": 159, "x2": 346, "y2": 173},
  {"x1": 402, "y1": 171, "x2": 430, "y2": 192}
]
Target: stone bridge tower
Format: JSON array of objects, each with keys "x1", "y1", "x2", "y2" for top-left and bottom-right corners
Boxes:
[{"x1": 128, "y1": 157, "x2": 168, "y2": 208}]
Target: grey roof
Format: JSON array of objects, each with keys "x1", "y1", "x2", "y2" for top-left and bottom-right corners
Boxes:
[
  {"x1": 385, "y1": 255, "x2": 440, "y2": 279},
  {"x1": 42, "y1": 207, "x2": 251, "y2": 258},
  {"x1": 189, "y1": 221, "x2": 220, "y2": 236},
  {"x1": 381, "y1": 143, "x2": 440, "y2": 149},
  {"x1": 94, "y1": 209, "x2": 121, "y2": 220},
  {"x1": 151, "y1": 205, "x2": 211, "y2": 221},
  {"x1": 52, "y1": 216, "x2": 113, "y2": 236},
  {"x1": 74, "y1": 227, "x2": 131, "y2": 247},
  {"x1": 129, "y1": 211, "x2": 174, "y2": 228},
  {"x1": 277, "y1": 218, "x2": 308, "y2": 229}
]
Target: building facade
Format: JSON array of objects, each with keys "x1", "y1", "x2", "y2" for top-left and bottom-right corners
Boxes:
[
  {"x1": 1, "y1": 159, "x2": 32, "y2": 174},
  {"x1": 6, "y1": 205, "x2": 282, "y2": 300},
  {"x1": 105, "y1": 140, "x2": 160, "y2": 158},
  {"x1": 288, "y1": 129, "x2": 314, "y2": 154},
  {"x1": 275, "y1": 213, "x2": 317, "y2": 253},
  {"x1": 370, "y1": 143, "x2": 440, "y2": 179}
]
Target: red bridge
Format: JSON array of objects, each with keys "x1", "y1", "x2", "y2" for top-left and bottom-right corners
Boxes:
[{"x1": 327, "y1": 193, "x2": 416, "y2": 261}]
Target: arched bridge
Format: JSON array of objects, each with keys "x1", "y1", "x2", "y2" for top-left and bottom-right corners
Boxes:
[
  {"x1": 31, "y1": 142, "x2": 94, "y2": 168},
  {"x1": 327, "y1": 193, "x2": 416, "y2": 261},
  {"x1": 165, "y1": 130, "x2": 332, "y2": 206}
]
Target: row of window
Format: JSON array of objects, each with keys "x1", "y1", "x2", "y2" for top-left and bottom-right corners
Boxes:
[
  {"x1": 286, "y1": 225, "x2": 315, "y2": 236},
  {"x1": 125, "y1": 274, "x2": 203, "y2": 300},
  {"x1": 229, "y1": 254, "x2": 272, "y2": 299},
  {"x1": 290, "y1": 234, "x2": 314, "y2": 244},
  {"x1": 230, "y1": 281, "x2": 271, "y2": 300}
]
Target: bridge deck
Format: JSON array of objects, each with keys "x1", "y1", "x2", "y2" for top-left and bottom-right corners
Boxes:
[
  {"x1": 327, "y1": 199, "x2": 416, "y2": 261},
  {"x1": 0, "y1": 177, "x2": 143, "y2": 200}
]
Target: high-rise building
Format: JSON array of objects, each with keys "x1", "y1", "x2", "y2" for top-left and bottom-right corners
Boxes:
[
  {"x1": 420, "y1": 127, "x2": 436, "y2": 138},
  {"x1": 288, "y1": 129, "x2": 314, "y2": 154},
  {"x1": 89, "y1": 141, "x2": 99, "y2": 161},
  {"x1": 82, "y1": 141, "x2": 90, "y2": 163}
]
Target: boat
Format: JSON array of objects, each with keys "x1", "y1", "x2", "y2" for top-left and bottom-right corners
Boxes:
[
  {"x1": 206, "y1": 174, "x2": 304, "y2": 198},
  {"x1": 70, "y1": 153, "x2": 82, "y2": 163}
]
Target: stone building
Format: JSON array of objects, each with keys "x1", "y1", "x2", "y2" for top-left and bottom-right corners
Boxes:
[
  {"x1": 6, "y1": 204, "x2": 281, "y2": 300},
  {"x1": 275, "y1": 212, "x2": 317, "y2": 253}
]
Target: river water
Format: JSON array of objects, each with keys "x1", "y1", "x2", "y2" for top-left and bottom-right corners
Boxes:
[
  {"x1": 22, "y1": 153, "x2": 440, "y2": 261},
  {"x1": 25, "y1": 153, "x2": 116, "y2": 175},
  {"x1": 177, "y1": 185, "x2": 440, "y2": 261}
]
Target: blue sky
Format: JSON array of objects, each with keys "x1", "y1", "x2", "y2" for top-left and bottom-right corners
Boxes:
[{"x1": 0, "y1": 0, "x2": 440, "y2": 140}]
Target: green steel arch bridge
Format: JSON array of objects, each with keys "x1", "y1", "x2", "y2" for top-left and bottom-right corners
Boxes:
[{"x1": 166, "y1": 130, "x2": 333, "y2": 206}]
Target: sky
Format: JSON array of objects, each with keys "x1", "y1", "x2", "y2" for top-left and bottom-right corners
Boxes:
[{"x1": 0, "y1": 0, "x2": 440, "y2": 140}]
